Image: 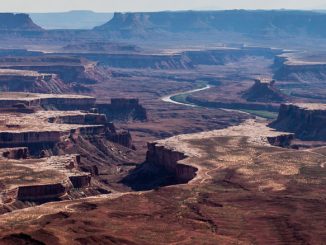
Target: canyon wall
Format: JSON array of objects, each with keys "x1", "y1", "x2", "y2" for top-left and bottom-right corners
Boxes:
[
  {"x1": 270, "y1": 103, "x2": 326, "y2": 140},
  {"x1": 83, "y1": 53, "x2": 193, "y2": 69},
  {"x1": 97, "y1": 98, "x2": 147, "y2": 121},
  {"x1": 17, "y1": 183, "x2": 66, "y2": 202}
]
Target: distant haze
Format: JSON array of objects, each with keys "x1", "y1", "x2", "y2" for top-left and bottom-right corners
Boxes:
[
  {"x1": 30, "y1": 11, "x2": 113, "y2": 29},
  {"x1": 0, "y1": 0, "x2": 325, "y2": 12}
]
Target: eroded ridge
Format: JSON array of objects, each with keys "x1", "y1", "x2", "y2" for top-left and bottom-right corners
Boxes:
[{"x1": 0, "y1": 92, "x2": 137, "y2": 213}]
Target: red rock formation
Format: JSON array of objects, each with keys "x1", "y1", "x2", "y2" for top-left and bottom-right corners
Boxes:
[
  {"x1": 242, "y1": 79, "x2": 286, "y2": 102},
  {"x1": 146, "y1": 142, "x2": 197, "y2": 183}
]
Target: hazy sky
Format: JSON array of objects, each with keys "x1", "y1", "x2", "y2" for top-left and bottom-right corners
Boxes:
[{"x1": 1, "y1": 0, "x2": 325, "y2": 13}]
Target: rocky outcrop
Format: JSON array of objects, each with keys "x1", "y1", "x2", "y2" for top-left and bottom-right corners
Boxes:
[
  {"x1": 267, "y1": 134, "x2": 294, "y2": 147},
  {"x1": 270, "y1": 103, "x2": 326, "y2": 140},
  {"x1": 242, "y1": 79, "x2": 286, "y2": 102},
  {"x1": 97, "y1": 98, "x2": 147, "y2": 121},
  {"x1": 146, "y1": 142, "x2": 197, "y2": 183},
  {"x1": 17, "y1": 183, "x2": 66, "y2": 202},
  {"x1": 0, "y1": 147, "x2": 29, "y2": 159}
]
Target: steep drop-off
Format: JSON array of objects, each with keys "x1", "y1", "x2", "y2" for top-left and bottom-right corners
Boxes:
[{"x1": 270, "y1": 103, "x2": 326, "y2": 140}]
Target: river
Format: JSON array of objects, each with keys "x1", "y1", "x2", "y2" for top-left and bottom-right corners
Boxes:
[{"x1": 161, "y1": 85, "x2": 211, "y2": 107}]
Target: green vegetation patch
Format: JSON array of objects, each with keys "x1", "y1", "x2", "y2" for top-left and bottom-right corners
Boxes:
[{"x1": 240, "y1": 109, "x2": 278, "y2": 119}]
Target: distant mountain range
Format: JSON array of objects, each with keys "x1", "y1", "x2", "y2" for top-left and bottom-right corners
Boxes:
[
  {"x1": 94, "y1": 10, "x2": 326, "y2": 39},
  {"x1": 1, "y1": 10, "x2": 326, "y2": 47},
  {"x1": 30, "y1": 11, "x2": 113, "y2": 29}
]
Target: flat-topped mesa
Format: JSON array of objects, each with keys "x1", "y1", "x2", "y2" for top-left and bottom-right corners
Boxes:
[
  {"x1": 0, "y1": 92, "x2": 96, "y2": 111},
  {"x1": 0, "y1": 13, "x2": 43, "y2": 31},
  {"x1": 270, "y1": 103, "x2": 326, "y2": 141},
  {"x1": 97, "y1": 98, "x2": 147, "y2": 121},
  {"x1": 242, "y1": 79, "x2": 286, "y2": 103}
]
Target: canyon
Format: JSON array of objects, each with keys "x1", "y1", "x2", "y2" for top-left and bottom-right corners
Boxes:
[
  {"x1": 0, "y1": 120, "x2": 325, "y2": 244},
  {"x1": 0, "y1": 9, "x2": 325, "y2": 245}
]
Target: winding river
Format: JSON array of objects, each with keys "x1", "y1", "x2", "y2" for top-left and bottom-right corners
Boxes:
[{"x1": 161, "y1": 85, "x2": 212, "y2": 107}]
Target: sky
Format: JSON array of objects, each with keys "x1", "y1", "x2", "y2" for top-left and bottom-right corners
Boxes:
[{"x1": 0, "y1": 0, "x2": 325, "y2": 13}]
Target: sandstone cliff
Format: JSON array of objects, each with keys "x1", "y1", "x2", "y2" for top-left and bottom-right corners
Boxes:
[{"x1": 270, "y1": 103, "x2": 326, "y2": 140}]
